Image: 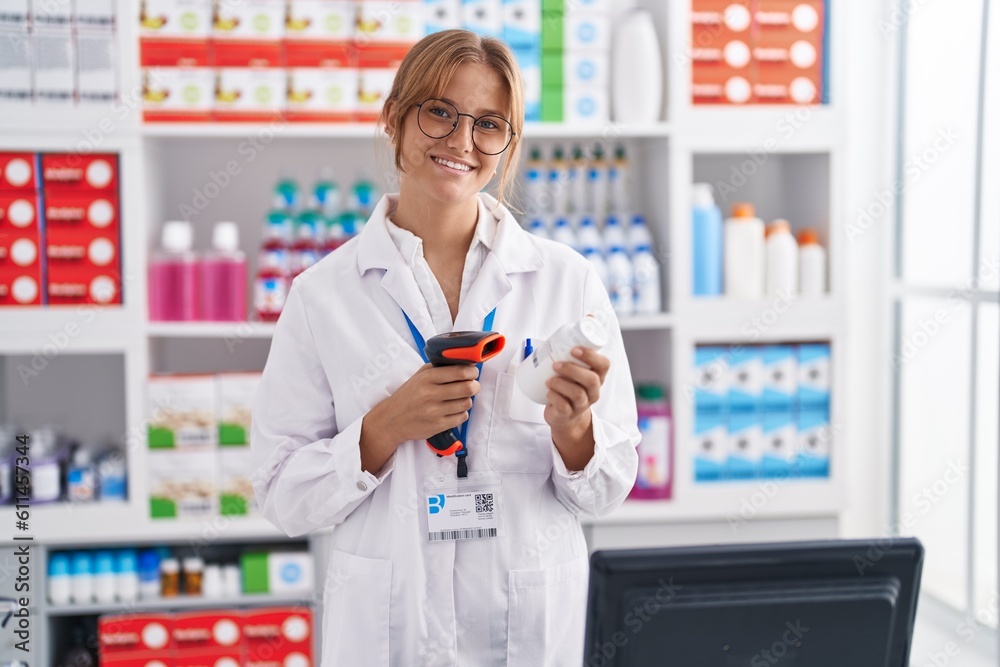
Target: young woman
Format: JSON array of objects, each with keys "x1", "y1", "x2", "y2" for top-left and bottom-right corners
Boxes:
[{"x1": 251, "y1": 30, "x2": 639, "y2": 666}]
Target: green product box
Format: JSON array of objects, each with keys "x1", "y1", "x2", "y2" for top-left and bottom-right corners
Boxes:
[
  {"x1": 219, "y1": 442, "x2": 254, "y2": 517},
  {"x1": 542, "y1": 52, "x2": 564, "y2": 88},
  {"x1": 241, "y1": 552, "x2": 270, "y2": 594},
  {"x1": 541, "y1": 11, "x2": 563, "y2": 52},
  {"x1": 541, "y1": 86, "x2": 564, "y2": 122},
  {"x1": 541, "y1": 0, "x2": 563, "y2": 11}
]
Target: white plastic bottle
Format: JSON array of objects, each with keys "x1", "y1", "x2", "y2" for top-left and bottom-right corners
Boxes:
[
  {"x1": 551, "y1": 217, "x2": 578, "y2": 250},
  {"x1": 582, "y1": 246, "x2": 610, "y2": 292},
  {"x1": 765, "y1": 219, "x2": 798, "y2": 296},
  {"x1": 632, "y1": 244, "x2": 662, "y2": 314},
  {"x1": 798, "y1": 228, "x2": 827, "y2": 295},
  {"x1": 602, "y1": 214, "x2": 627, "y2": 252},
  {"x1": 527, "y1": 218, "x2": 549, "y2": 240},
  {"x1": 576, "y1": 216, "x2": 603, "y2": 254},
  {"x1": 516, "y1": 314, "x2": 610, "y2": 404},
  {"x1": 93, "y1": 550, "x2": 117, "y2": 604},
  {"x1": 116, "y1": 550, "x2": 139, "y2": 603},
  {"x1": 611, "y1": 8, "x2": 663, "y2": 124},
  {"x1": 524, "y1": 147, "x2": 547, "y2": 218},
  {"x1": 724, "y1": 203, "x2": 765, "y2": 298},
  {"x1": 587, "y1": 145, "x2": 609, "y2": 218},
  {"x1": 70, "y1": 552, "x2": 94, "y2": 604},
  {"x1": 608, "y1": 144, "x2": 631, "y2": 213},
  {"x1": 569, "y1": 145, "x2": 588, "y2": 213},
  {"x1": 48, "y1": 552, "x2": 71, "y2": 605},
  {"x1": 626, "y1": 214, "x2": 653, "y2": 255},
  {"x1": 606, "y1": 245, "x2": 635, "y2": 316},
  {"x1": 549, "y1": 146, "x2": 570, "y2": 217}
]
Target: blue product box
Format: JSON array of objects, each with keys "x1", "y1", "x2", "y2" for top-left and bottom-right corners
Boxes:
[
  {"x1": 761, "y1": 410, "x2": 797, "y2": 479},
  {"x1": 762, "y1": 345, "x2": 796, "y2": 412},
  {"x1": 796, "y1": 409, "x2": 831, "y2": 478},
  {"x1": 727, "y1": 347, "x2": 762, "y2": 413},
  {"x1": 726, "y1": 410, "x2": 762, "y2": 480},
  {"x1": 425, "y1": 0, "x2": 462, "y2": 33},
  {"x1": 462, "y1": 0, "x2": 503, "y2": 37},
  {"x1": 502, "y1": 0, "x2": 540, "y2": 48},
  {"x1": 515, "y1": 46, "x2": 541, "y2": 121},
  {"x1": 693, "y1": 346, "x2": 729, "y2": 414},
  {"x1": 797, "y1": 343, "x2": 831, "y2": 411},
  {"x1": 693, "y1": 411, "x2": 727, "y2": 482}
]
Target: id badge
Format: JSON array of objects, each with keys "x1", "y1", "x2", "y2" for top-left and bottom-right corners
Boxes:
[{"x1": 424, "y1": 471, "x2": 503, "y2": 542}]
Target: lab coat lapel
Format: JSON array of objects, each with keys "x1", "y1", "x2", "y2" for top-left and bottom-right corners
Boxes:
[{"x1": 454, "y1": 252, "x2": 511, "y2": 332}]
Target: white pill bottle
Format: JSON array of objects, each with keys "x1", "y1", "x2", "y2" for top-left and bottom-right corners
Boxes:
[{"x1": 516, "y1": 314, "x2": 610, "y2": 404}]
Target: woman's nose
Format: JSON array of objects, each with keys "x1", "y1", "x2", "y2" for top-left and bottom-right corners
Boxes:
[{"x1": 446, "y1": 116, "x2": 476, "y2": 153}]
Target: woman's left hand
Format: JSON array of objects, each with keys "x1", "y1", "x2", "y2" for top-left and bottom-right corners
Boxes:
[{"x1": 544, "y1": 347, "x2": 611, "y2": 446}]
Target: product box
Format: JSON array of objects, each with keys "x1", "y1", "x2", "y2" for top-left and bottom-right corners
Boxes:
[
  {"x1": 244, "y1": 607, "x2": 313, "y2": 665},
  {"x1": 142, "y1": 65, "x2": 215, "y2": 121},
  {"x1": 462, "y1": 0, "x2": 502, "y2": 38},
  {"x1": 796, "y1": 408, "x2": 830, "y2": 478},
  {"x1": 0, "y1": 227, "x2": 40, "y2": 270},
  {"x1": 76, "y1": 29, "x2": 118, "y2": 103},
  {"x1": 564, "y1": 10, "x2": 608, "y2": 51},
  {"x1": 139, "y1": 0, "x2": 213, "y2": 41},
  {"x1": 565, "y1": 51, "x2": 607, "y2": 87},
  {"x1": 503, "y1": 0, "x2": 540, "y2": 48},
  {"x1": 0, "y1": 154, "x2": 38, "y2": 191},
  {"x1": 217, "y1": 373, "x2": 260, "y2": 444},
  {"x1": 761, "y1": 344, "x2": 796, "y2": 411},
  {"x1": 726, "y1": 410, "x2": 761, "y2": 479},
  {"x1": 173, "y1": 611, "x2": 243, "y2": 651},
  {"x1": 98, "y1": 614, "x2": 175, "y2": 656},
  {"x1": 212, "y1": 0, "x2": 286, "y2": 42},
  {"x1": 43, "y1": 194, "x2": 119, "y2": 230},
  {"x1": 45, "y1": 227, "x2": 119, "y2": 270},
  {"x1": 46, "y1": 265, "x2": 120, "y2": 304},
  {"x1": 213, "y1": 65, "x2": 287, "y2": 121},
  {"x1": 540, "y1": 84, "x2": 561, "y2": 121},
  {"x1": 754, "y1": 0, "x2": 823, "y2": 103},
  {"x1": 285, "y1": 0, "x2": 355, "y2": 41},
  {"x1": 31, "y1": 0, "x2": 72, "y2": 27},
  {"x1": 796, "y1": 342, "x2": 830, "y2": 411},
  {"x1": 693, "y1": 346, "x2": 728, "y2": 413},
  {"x1": 691, "y1": 0, "x2": 754, "y2": 104},
  {"x1": 0, "y1": 271, "x2": 42, "y2": 305},
  {"x1": 540, "y1": 10, "x2": 562, "y2": 53},
  {"x1": 241, "y1": 552, "x2": 315, "y2": 594},
  {"x1": 219, "y1": 443, "x2": 254, "y2": 515},
  {"x1": 75, "y1": 0, "x2": 115, "y2": 29},
  {"x1": 148, "y1": 374, "x2": 218, "y2": 448},
  {"x1": 727, "y1": 347, "x2": 762, "y2": 412},
  {"x1": 0, "y1": 193, "x2": 39, "y2": 228},
  {"x1": 33, "y1": 27, "x2": 75, "y2": 104},
  {"x1": 514, "y1": 47, "x2": 540, "y2": 121},
  {"x1": 356, "y1": 1, "x2": 425, "y2": 45},
  {"x1": 761, "y1": 410, "x2": 796, "y2": 478},
  {"x1": 356, "y1": 63, "x2": 398, "y2": 120},
  {"x1": 41, "y1": 153, "x2": 118, "y2": 194},
  {"x1": 174, "y1": 649, "x2": 244, "y2": 667},
  {"x1": 285, "y1": 44, "x2": 358, "y2": 122},
  {"x1": 693, "y1": 410, "x2": 726, "y2": 482},
  {"x1": 0, "y1": 21, "x2": 31, "y2": 105},
  {"x1": 149, "y1": 447, "x2": 218, "y2": 518},
  {"x1": 564, "y1": 85, "x2": 607, "y2": 124},
  {"x1": 425, "y1": 0, "x2": 461, "y2": 33},
  {"x1": 0, "y1": 0, "x2": 29, "y2": 23}
]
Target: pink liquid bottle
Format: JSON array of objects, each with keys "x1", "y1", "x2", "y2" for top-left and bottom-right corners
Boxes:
[
  {"x1": 254, "y1": 213, "x2": 291, "y2": 322},
  {"x1": 149, "y1": 220, "x2": 198, "y2": 321},
  {"x1": 629, "y1": 384, "x2": 673, "y2": 500},
  {"x1": 199, "y1": 221, "x2": 247, "y2": 321}
]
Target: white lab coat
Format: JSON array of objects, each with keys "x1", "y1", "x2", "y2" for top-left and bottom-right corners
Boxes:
[{"x1": 251, "y1": 192, "x2": 640, "y2": 667}]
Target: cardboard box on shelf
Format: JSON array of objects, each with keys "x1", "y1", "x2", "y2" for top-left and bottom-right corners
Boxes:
[
  {"x1": 148, "y1": 374, "x2": 218, "y2": 448},
  {"x1": 502, "y1": 0, "x2": 541, "y2": 48},
  {"x1": 214, "y1": 44, "x2": 285, "y2": 122},
  {"x1": 173, "y1": 610, "x2": 244, "y2": 651},
  {"x1": 563, "y1": 84, "x2": 607, "y2": 125},
  {"x1": 217, "y1": 372, "x2": 259, "y2": 516},
  {"x1": 0, "y1": 270, "x2": 42, "y2": 305},
  {"x1": 0, "y1": 154, "x2": 38, "y2": 191},
  {"x1": 139, "y1": 0, "x2": 213, "y2": 41},
  {"x1": 564, "y1": 10, "x2": 608, "y2": 51},
  {"x1": 691, "y1": 0, "x2": 754, "y2": 105},
  {"x1": 693, "y1": 410, "x2": 727, "y2": 482},
  {"x1": 212, "y1": 0, "x2": 286, "y2": 42},
  {"x1": 462, "y1": 0, "x2": 502, "y2": 38},
  {"x1": 0, "y1": 20, "x2": 32, "y2": 105},
  {"x1": 45, "y1": 227, "x2": 119, "y2": 271},
  {"x1": 75, "y1": 0, "x2": 115, "y2": 29},
  {"x1": 0, "y1": 228, "x2": 40, "y2": 271},
  {"x1": 77, "y1": 29, "x2": 118, "y2": 104},
  {"x1": 33, "y1": 26, "x2": 75, "y2": 105},
  {"x1": 244, "y1": 607, "x2": 313, "y2": 667},
  {"x1": 98, "y1": 614, "x2": 175, "y2": 656},
  {"x1": 141, "y1": 64, "x2": 215, "y2": 122},
  {"x1": 43, "y1": 194, "x2": 119, "y2": 230},
  {"x1": 425, "y1": 0, "x2": 462, "y2": 33},
  {"x1": 285, "y1": 43, "x2": 358, "y2": 122},
  {"x1": 356, "y1": 1, "x2": 425, "y2": 45},
  {"x1": 149, "y1": 447, "x2": 218, "y2": 518},
  {"x1": 41, "y1": 153, "x2": 119, "y2": 194},
  {"x1": 285, "y1": 0, "x2": 356, "y2": 41},
  {"x1": 242, "y1": 551, "x2": 315, "y2": 594},
  {"x1": 726, "y1": 410, "x2": 762, "y2": 480},
  {"x1": 0, "y1": 193, "x2": 39, "y2": 228},
  {"x1": 45, "y1": 266, "x2": 120, "y2": 305}
]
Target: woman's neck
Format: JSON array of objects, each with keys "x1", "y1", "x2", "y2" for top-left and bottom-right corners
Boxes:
[{"x1": 391, "y1": 185, "x2": 480, "y2": 261}]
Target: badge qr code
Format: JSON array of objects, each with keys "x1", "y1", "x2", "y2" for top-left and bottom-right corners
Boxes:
[{"x1": 475, "y1": 493, "x2": 494, "y2": 514}]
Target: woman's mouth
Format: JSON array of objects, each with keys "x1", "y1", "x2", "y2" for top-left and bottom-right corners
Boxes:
[{"x1": 432, "y1": 156, "x2": 475, "y2": 173}]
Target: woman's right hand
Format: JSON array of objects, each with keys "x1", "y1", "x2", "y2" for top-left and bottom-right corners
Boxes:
[{"x1": 360, "y1": 364, "x2": 481, "y2": 474}]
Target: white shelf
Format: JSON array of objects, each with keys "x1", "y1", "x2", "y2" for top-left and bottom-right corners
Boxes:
[
  {"x1": 619, "y1": 312, "x2": 674, "y2": 331},
  {"x1": 47, "y1": 592, "x2": 314, "y2": 616},
  {"x1": 673, "y1": 107, "x2": 843, "y2": 153},
  {"x1": 0, "y1": 307, "x2": 141, "y2": 354},
  {"x1": 147, "y1": 321, "x2": 277, "y2": 339},
  {"x1": 674, "y1": 296, "x2": 845, "y2": 342}
]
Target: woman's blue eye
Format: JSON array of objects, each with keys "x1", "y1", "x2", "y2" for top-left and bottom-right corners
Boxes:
[
  {"x1": 477, "y1": 119, "x2": 499, "y2": 131},
  {"x1": 429, "y1": 106, "x2": 452, "y2": 119}
]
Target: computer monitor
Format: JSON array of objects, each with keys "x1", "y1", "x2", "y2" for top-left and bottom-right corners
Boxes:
[{"x1": 584, "y1": 538, "x2": 924, "y2": 667}]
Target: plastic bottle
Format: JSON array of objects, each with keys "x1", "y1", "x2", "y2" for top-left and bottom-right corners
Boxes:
[
  {"x1": 798, "y1": 228, "x2": 827, "y2": 296},
  {"x1": 350, "y1": 170, "x2": 378, "y2": 217},
  {"x1": 569, "y1": 145, "x2": 588, "y2": 213},
  {"x1": 70, "y1": 551, "x2": 94, "y2": 604},
  {"x1": 524, "y1": 146, "x2": 547, "y2": 218},
  {"x1": 183, "y1": 557, "x2": 204, "y2": 596},
  {"x1": 116, "y1": 549, "x2": 139, "y2": 603},
  {"x1": 291, "y1": 211, "x2": 322, "y2": 277},
  {"x1": 160, "y1": 557, "x2": 180, "y2": 597},
  {"x1": 67, "y1": 448, "x2": 96, "y2": 502},
  {"x1": 551, "y1": 217, "x2": 577, "y2": 250},
  {"x1": 632, "y1": 244, "x2": 662, "y2": 314},
  {"x1": 611, "y1": 8, "x2": 663, "y2": 124},
  {"x1": 602, "y1": 214, "x2": 627, "y2": 252},
  {"x1": 626, "y1": 214, "x2": 653, "y2": 255},
  {"x1": 96, "y1": 448, "x2": 127, "y2": 501},
  {"x1": 549, "y1": 146, "x2": 570, "y2": 216},
  {"x1": 587, "y1": 144, "x2": 609, "y2": 218},
  {"x1": 94, "y1": 550, "x2": 117, "y2": 603},
  {"x1": 765, "y1": 219, "x2": 798, "y2": 296},
  {"x1": 203, "y1": 564, "x2": 224, "y2": 598},
  {"x1": 527, "y1": 218, "x2": 549, "y2": 240},
  {"x1": 576, "y1": 217, "x2": 603, "y2": 255},
  {"x1": 222, "y1": 564, "x2": 242, "y2": 597},
  {"x1": 255, "y1": 212, "x2": 292, "y2": 322},
  {"x1": 516, "y1": 314, "x2": 610, "y2": 404},
  {"x1": 48, "y1": 552, "x2": 71, "y2": 605},
  {"x1": 323, "y1": 217, "x2": 347, "y2": 255},
  {"x1": 582, "y1": 247, "x2": 610, "y2": 292},
  {"x1": 138, "y1": 549, "x2": 161, "y2": 599},
  {"x1": 273, "y1": 169, "x2": 301, "y2": 212},
  {"x1": 629, "y1": 385, "x2": 672, "y2": 499},
  {"x1": 724, "y1": 202, "x2": 765, "y2": 298},
  {"x1": 149, "y1": 220, "x2": 198, "y2": 321},
  {"x1": 608, "y1": 144, "x2": 631, "y2": 213},
  {"x1": 606, "y1": 245, "x2": 635, "y2": 317},
  {"x1": 310, "y1": 167, "x2": 341, "y2": 218},
  {"x1": 692, "y1": 183, "x2": 723, "y2": 296},
  {"x1": 29, "y1": 427, "x2": 62, "y2": 503},
  {"x1": 199, "y1": 221, "x2": 247, "y2": 321}
]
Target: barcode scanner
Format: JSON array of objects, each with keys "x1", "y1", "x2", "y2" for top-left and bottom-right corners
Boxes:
[{"x1": 424, "y1": 331, "x2": 506, "y2": 458}]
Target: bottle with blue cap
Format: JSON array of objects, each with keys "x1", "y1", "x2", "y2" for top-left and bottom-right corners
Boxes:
[
  {"x1": 117, "y1": 549, "x2": 139, "y2": 603},
  {"x1": 633, "y1": 244, "x2": 662, "y2": 314},
  {"x1": 94, "y1": 550, "x2": 117, "y2": 603},
  {"x1": 138, "y1": 549, "x2": 161, "y2": 599},
  {"x1": 48, "y1": 552, "x2": 71, "y2": 605},
  {"x1": 70, "y1": 551, "x2": 94, "y2": 604},
  {"x1": 576, "y1": 216, "x2": 603, "y2": 255},
  {"x1": 551, "y1": 217, "x2": 578, "y2": 251},
  {"x1": 582, "y1": 247, "x2": 610, "y2": 293},
  {"x1": 524, "y1": 146, "x2": 546, "y2": 218},
  {"x1": 527, "y1": 218, "x2": 549, "y2": 240},
  {"x1": 606, "y1": 245, "x2": 635, "y2": 317},
  {"x1": 626, "y1": 214, "x2": 654, "y2": 254},
  {"x1": 602, "y1": 215, "x2": 627, "y2": 254}
]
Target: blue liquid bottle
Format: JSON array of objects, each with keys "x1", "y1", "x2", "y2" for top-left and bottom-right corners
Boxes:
[{"x1": 692, "y1": 182, "x2": 723, "y2": 296}]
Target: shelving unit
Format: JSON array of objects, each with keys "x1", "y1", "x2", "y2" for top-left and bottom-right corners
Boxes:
[{"x1": 0, "y1": 0, "x2": 850, "y2": 661}]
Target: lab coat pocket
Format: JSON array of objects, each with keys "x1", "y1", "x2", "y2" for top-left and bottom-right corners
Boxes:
[
  {"x1": 321, "y1": 549, "x2": 392, "y2": 667},
  {"x1": 488, "y1": 371, "x2": 553, "y2": 473},
  {"x1": 506, "y1": 557, "x2": 589, "y2": 667}
]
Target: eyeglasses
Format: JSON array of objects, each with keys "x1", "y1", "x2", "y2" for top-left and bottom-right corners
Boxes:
[{"x1": 414, "y1": 98, "x2": 515, "y2": 156}]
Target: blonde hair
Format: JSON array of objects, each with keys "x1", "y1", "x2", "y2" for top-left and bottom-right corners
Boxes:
[{"x1": 379, "y1": 30, "x2": 525, "y2": 210}]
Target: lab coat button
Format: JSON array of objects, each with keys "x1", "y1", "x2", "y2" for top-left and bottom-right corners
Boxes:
[{"x1": 357, "y1": 481, "x2": 368, "y2": 492}]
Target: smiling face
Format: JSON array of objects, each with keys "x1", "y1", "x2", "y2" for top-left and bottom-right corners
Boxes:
[{"x1": 392, "y1": 63, "x2": 511, "y2": 208}]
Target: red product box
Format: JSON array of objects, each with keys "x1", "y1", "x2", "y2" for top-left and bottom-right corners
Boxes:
[
  {"x1": 43, "y1": 195, "x2": 120, "y2": 231},
  {"x1": 0, "y1": 268, "x2": 43, "y2": 306},
  {"x1": 41, "y1": 154, "x2": 119, "y2": 194},
  {"x1": 100, "y1": 655, "x2": 176, "y2": 667},
  {"x1": 0, "y1": 153, "x2": 39, "y2": 191},
  {"x1": 1, "y1": 227, "x2": 42, "y2": 270},
  {"x1": 46, "y1": 264, "x2": 122, "y2": 305},
  {"x1": 175, "y1": 648, "x2": 244, "y2": 667},
  {"x1": 244, "y1": 607, "x2": 313, "y2": 667},
  {"x1": 754, "y1": 0, "x2": 823, "y2": 103},
  {"x1": 0, "y1": 194, "x2": 40, "y2": 231},
  {"x1": 173, "y1": 611, "x2": 244, "y2": 651},
  {"x1": 691, "y1": 0, "x2": 754, "y2": 104},
  {"x1": 45, "y1": 227, "x2": 119, "y2": 271},
  {"x1": 98, "y1": 614, "x2": 175, "y2": 656}
]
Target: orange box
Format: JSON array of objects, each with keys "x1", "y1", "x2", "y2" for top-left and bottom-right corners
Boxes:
[
  {"x1": 41, "y1": 154, "x2": 119, "y2": 194},
  {"x1": 0, "y1": 153, "x2": 39, "y2": 191},
  {"x1": 0, "y1": 268, "x2": 43, "y2": 306},
  {"x1": 43, "y1": 194, "x2": 119, "y2": 231},
  {"x1": 244, "y1": 607, "x2": 313, "y2": 667},
  {"x1": 754, "y1": 0, "x2": 823, "y2": 103},
  {"x1": 691, "y1": 0, "x2": 754, "y2": 105},
  {"x1": 173, "y1": 611, "x2": 244, "y2": 651},
  {"x1": 0, "y1": 194, "x2": 41, "y2": 231},
  {"x1": 46, "y1": 264, "x2": 122, "y2": 305},
  {"x1": 98, "y1": 614, "x2": 175, "y2": 656}
]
